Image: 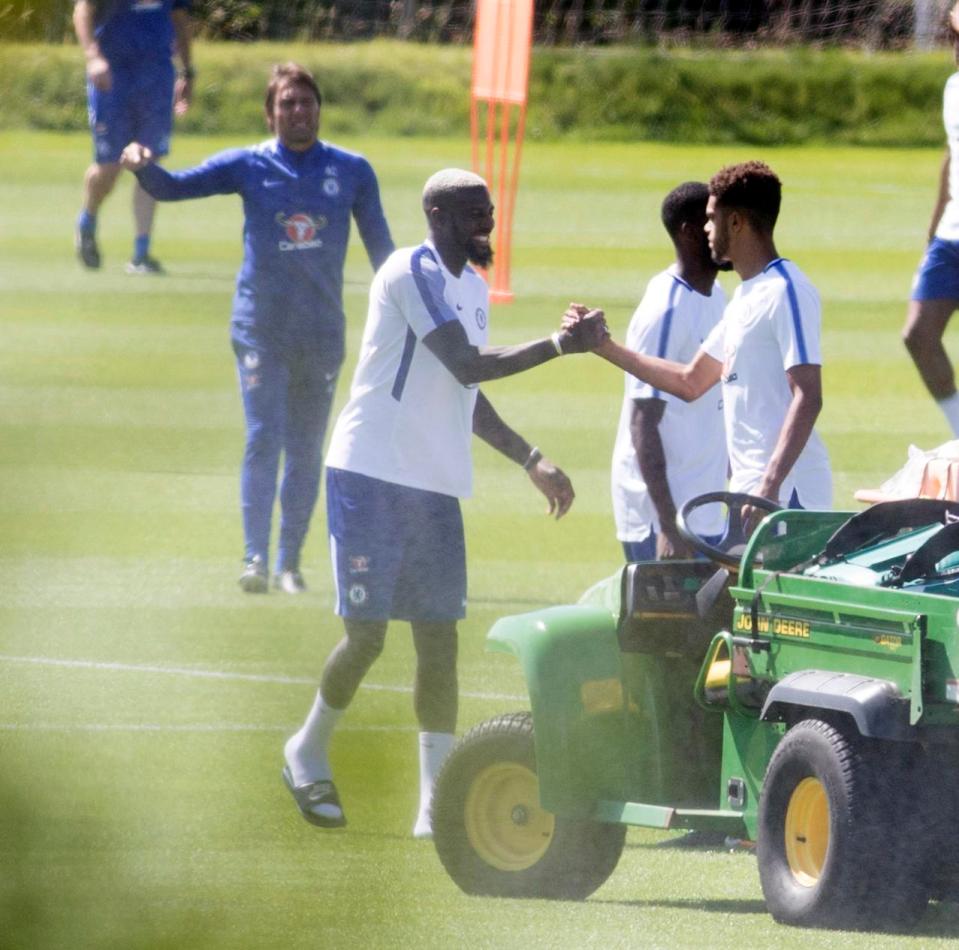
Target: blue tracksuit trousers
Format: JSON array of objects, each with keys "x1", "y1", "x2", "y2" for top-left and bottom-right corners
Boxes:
[{"x1": 234, "y1": 342, "x2": 338, "y2": 572}]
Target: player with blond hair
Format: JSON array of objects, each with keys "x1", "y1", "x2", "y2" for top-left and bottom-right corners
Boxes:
[{"x1": 282, "y1": 168, "x2": 607, "y2": 837}]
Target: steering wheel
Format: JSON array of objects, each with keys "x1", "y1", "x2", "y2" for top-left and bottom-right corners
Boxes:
[{"x1": 677, "y1": 491, "x2": 782, "y2": 570}]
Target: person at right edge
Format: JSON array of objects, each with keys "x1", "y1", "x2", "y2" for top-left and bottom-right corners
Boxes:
[{"x1": 903, "y1": 2, "x2": 959, "y2": 437}]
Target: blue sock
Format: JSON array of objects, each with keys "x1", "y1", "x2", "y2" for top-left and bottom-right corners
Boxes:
[
  {"x1": 77, "y1": 209, "x2": 96, "y2": 234},
  {"x1": 133, "y1": 234, "x2": 150, "y2": 262}
]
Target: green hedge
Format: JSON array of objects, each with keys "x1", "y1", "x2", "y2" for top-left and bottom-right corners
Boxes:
[{"x1": 0, "y1": 40, "x2": 954, "y2": 146}]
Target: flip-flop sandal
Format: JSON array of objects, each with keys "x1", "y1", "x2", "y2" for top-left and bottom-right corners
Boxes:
[{"x1": 282, "y1": 765, "x2": 347, "y2": 828}]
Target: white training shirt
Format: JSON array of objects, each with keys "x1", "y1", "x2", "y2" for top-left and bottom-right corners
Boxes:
[
  {"x1": 936, "y1": 72, "x2": 959, "y2": 241},
  {"x1": 325, "y1": 240, "x2": 489, "y2": 498},
  {"x1": 701, "y1": 258, "x2": 832, "y2": 509},
  {"x1": 611, "y1": 267, "x2": 728, "y2": 542}
]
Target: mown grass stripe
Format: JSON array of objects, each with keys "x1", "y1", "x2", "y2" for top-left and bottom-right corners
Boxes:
[{"x1": 0, "y1": 653, "x2": 526, "y2": 702}]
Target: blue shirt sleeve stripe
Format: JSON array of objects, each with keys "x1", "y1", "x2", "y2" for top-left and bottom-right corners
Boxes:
[
  {"x1": 391, "y1": 326, "x2": 418, "y2": 402},
  {"x1": 771, "y1": 260, "x2": 809, "y2": 364},
  {"x1": 411, "y1": 245, "x2": 457, "y2": 329},
  {"x1": 651, "y1": 279, "x2": 681, "y2": 399}
]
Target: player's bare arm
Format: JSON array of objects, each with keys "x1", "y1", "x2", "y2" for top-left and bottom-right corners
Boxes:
[
  {"x1": 594, "y1": 334, "x2": 722, "y2": 404},
  {"x1": 754, "y1": 363, "x2": 824, "y2": 504},
  {"x1": 631, "y1": 399, "x2": 690, "y2": 559},
  {"x1": 563, "y1": 301, "x2": 720, "y2": 400},
  {"x1": 73, "y1": 0, "x2": 111, "y2": 91},
  {"x1": 423, "y1": 309, "x2": 607, "y2": 387},
  {"x1": 472, "y1": 391, "x2": 574, "y2": 518},
  {"x1": 171, "y1": 7, "x2": 194, "y2": 116}
]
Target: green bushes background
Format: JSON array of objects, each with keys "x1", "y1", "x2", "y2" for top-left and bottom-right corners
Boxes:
[{"x1": 0, "y1": 39, "x2": 953, "y2": 146}]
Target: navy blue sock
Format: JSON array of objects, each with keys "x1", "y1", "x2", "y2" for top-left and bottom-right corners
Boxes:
[
  {"x1": 77, "y1": 209, "x2": 96, "y2": 234},
  {"x1": 133, "y1": 234, "x2": 150, "y2": 261}
]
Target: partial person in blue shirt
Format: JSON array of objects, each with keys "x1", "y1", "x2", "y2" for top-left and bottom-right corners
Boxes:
[
  {"x1": 73, "y1": 0, "x2": 194, "y2": 274},
  {"x1": 120, "y1": 62, "x2": 396, "y2": 594}
]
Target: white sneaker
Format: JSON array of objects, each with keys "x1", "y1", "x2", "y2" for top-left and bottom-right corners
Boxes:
[
  {"x1": 125, "y1": 255, "x2": 165, "y2": 275},
  {"x1": 274, "y1": 569, "x2": 306, "y2": 594}
]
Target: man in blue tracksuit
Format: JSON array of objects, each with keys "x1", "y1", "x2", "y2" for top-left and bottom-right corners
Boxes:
[
  {"x1": 73, "y1": 0, "x2": 194, "y2": 273},
  {"x1": 120, "y1": 62, "x2": 395, "y2": 593}
]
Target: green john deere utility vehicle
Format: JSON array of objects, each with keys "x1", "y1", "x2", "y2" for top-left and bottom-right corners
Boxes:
[{"x1": 431, "y1": 492, "x2": 959, "y2": 930}]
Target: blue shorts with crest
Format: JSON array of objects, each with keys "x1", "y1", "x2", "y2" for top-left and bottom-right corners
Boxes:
[
  {"x1": 87, "y1": 60, "x2": 175, "y2": 164},
  {"x1": 326, "y1": 468, "x2": 467, "y2": 622}
]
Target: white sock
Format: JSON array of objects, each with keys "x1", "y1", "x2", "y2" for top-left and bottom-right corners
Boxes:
[
  {"x1": 284, "y1": 691, "x2": 343, "y2": 787},
  {"x1": 938, "y1": 392, "x2": 959, "y2": 437},
  {"x1": 413, "y1": 731, "x2": 455, "y2": 839}
]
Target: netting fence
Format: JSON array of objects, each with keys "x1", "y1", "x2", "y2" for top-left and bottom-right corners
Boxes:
[
  {"x1": 187, "y1": 0, "x2": 949, "y2": 47},
  {"x1": 3, "y1": 0, "x2": 957, "y2": 47}
]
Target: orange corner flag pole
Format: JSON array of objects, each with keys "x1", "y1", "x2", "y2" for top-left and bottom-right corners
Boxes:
[{"x1": 471, "y1": 0, "x2": 533, "y2": 304}]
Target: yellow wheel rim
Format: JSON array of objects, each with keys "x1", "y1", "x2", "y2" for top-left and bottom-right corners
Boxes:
[
  {"x1": 464, "y1": 762, "x2": 555, "y2": 871},
  {"x1": 784, "y1": 776, "x2": 830, "y2": 887}
]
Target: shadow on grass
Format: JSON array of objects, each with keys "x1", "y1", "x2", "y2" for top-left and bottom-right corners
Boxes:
[
  {"x1": 326, "y1": 828, "x2": 416, "y2": 843},
  {"x1": 594, "y1": 896, "x2": 959, "y2": 937},
  {"x1": 594, "y1": 896, "x2": 767, "y2": 915},
  {"x1": 468, "y1": 595, "x2": 555, "y2": 608},
  {"x1": 624, "y1": 831, "x2": 746, "y2": 852}
]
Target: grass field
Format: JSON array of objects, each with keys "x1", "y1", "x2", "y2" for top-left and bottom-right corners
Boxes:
[{"x1": 4, "y1": 129, "x2": 959, "y2": 948}]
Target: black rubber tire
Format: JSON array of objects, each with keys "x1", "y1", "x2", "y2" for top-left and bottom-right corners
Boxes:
[
  {"x1": 431, "y1": 711, "x2": 626, "y2": 900},
  {"x1": 757, "y1": 718, "x2": 928, "y2": 930},
  {"x1": 912, "y1": 745, "x2": 959, "y2": 902}
]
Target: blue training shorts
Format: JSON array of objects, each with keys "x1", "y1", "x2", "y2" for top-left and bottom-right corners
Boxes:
[
  {"x1": 326, "y1": 468, "x2": 467, "y2": 622},
  {"x1": 911, "y1": 237, "x2": 959, "y2": 302},
  {"x1": 87, "y1": 60, "x2": 175, "y2": 164}
]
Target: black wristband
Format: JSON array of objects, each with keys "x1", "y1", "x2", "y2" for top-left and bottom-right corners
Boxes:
[
  {"x1": 522, "y1": 447, "x2": 542, "y2": 471},
  {"x1": 179, "y1": 66, "x2": 196, "y2": 80}
]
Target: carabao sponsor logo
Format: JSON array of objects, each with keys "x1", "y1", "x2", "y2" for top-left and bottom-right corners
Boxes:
[
  {"x1": 275, "y1": 212, "x2": 327, "y2": 251},
  {"x1": 348, "y1": 555, "x2": 370, "y2": 574}
]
